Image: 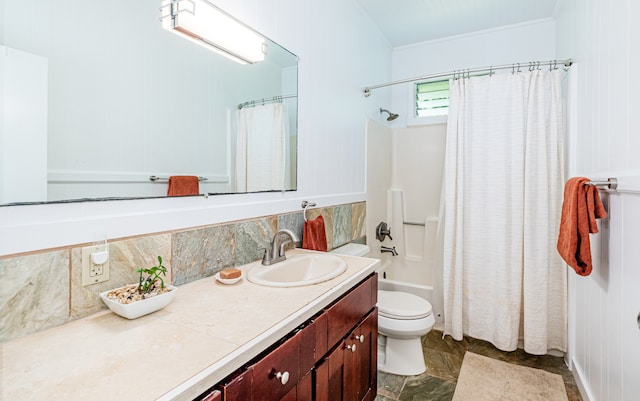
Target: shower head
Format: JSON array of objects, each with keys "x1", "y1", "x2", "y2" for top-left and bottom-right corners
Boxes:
[{"x1": 380, "y1": 108, "x2": 399, "y2": 121}]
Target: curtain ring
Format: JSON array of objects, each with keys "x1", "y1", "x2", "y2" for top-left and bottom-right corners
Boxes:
[
  {"x1": 517, "y1": 63, "x2": 521, "y2": 73},
  {"x1": 536, "y1": 61, "x2": 541, "y2": 70}
]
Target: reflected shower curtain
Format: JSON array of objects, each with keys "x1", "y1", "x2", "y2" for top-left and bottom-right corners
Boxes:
[
  {"x1": 442, "y1": 69, "x2": 567, "y2": 354},
  {"x1": 236, "y1": 103, "x2": 287, "y2": 192}
]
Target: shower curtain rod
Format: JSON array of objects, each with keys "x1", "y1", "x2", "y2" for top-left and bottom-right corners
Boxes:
[
  {"x1": 363, "y1": 58, "x2": 572, "y2": 97},
  {"x1": 237, "y1": 94, "x2": 297, "y2": 109}
]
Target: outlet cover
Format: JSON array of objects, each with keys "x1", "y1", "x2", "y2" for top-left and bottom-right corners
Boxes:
[{"x1": 82, "y1": 244, "x2": 110, "y2": 286}]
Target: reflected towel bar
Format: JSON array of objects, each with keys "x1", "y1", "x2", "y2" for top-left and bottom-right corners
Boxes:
[{"x1": 149, "y1": 176, "x2": 208, "y2": 182}]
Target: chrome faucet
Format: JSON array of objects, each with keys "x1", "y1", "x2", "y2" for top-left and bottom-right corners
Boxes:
[
  {"x1": 380, "y1": 245, "x2": 398, "y2": 256},
  {"x1": 262, "y1": 229, "x2": 299, "y2": 266}
]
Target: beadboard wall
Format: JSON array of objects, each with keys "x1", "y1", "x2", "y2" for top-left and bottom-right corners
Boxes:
[{"x1": 555, "y1": 1, "x2": 640, "y2": 400}]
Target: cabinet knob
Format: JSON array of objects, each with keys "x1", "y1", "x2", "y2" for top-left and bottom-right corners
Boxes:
[
  {"x1": 352, "y1": 334, "x2": 365, "y2": 343},
  {"x1": 345, "y1": 343, "x2": 357, "y2": 353},
  {"x1": 275, "y1": 371, "x2": 290, "y2": 385}
]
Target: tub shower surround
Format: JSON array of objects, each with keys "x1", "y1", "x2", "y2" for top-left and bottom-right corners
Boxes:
[{"x1": 0, "y1": 202, "x2": 366, "y2": 342}]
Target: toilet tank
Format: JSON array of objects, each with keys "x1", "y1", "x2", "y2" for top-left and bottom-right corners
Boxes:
[{"x1": 330, "y1": 243, "x2": 371, "y2": 257}]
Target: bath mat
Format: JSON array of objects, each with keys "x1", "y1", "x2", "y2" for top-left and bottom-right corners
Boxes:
[{"x1": 452, "y1": 352, "x2": 568, "y2": 401}]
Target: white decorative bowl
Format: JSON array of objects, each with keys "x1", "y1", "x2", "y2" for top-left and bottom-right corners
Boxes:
[{"x1": 100, "y1": 285, "x2": 177, "y2": 319}]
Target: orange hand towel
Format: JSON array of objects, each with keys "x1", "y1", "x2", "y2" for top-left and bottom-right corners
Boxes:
[
  {"x1": 167, "y1": 176, "x2": 199, "y2": 196},
  {"x1": 302, "y1": 215, "x2": 328, "y2": 252},
  {"x1": 557, "y1": 177, "x2": 607, "y2": 276}
]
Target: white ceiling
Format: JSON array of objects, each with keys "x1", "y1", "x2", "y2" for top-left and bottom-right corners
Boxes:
[{"x1": 358, "y1": 0, "x2": 560, "y2": 47}]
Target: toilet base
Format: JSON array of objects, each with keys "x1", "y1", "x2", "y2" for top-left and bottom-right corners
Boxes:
[{"x1": 377, "y1": 334, "x2": 426, "y2": 376}]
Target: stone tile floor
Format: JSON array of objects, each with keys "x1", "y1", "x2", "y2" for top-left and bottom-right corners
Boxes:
[{"x1": 375, "y1": 330, "x2": 583, "y2": 401}]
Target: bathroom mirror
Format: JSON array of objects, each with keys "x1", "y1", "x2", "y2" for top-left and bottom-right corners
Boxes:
[{"x1": 0, "y1": 0, "x2": 298, "y2": 206}]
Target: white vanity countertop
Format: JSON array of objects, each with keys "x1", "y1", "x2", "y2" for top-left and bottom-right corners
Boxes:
[{"x1": 0, "y1": 250, "x2": 379, "y2": 401}]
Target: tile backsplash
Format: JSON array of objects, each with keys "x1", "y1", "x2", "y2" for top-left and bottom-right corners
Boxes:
[{"x1": 0, "y1": 202, "x2": 366, "y2": 342}]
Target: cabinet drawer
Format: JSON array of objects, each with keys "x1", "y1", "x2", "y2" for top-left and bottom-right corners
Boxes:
[
  {"x1": 200, "y1": 389, "x2": 221, "y2": 401},
  {"x1": 220, "y1": 369, "x2": 252, "y2": 401},
  {"x1": 326, "y1": 274, "x2": 377, "y2": 346},
  {"x1": 251, "y1": 332, "x2": 301, "y2": 401}
]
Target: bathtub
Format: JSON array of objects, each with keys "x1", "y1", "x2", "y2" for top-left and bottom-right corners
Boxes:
[
  {"x1": 370, "y1": 249, "x2": 433, "y2": 302},
  {"x1": 331, "y1": 243, "x2": 441, "y2": 325},
  {"x1": 366, "y1": 248, "x2": 443, "y2": 327}
]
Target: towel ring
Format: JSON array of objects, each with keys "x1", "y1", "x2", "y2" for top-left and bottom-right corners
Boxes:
[{"x1": 301, "y1": 201, "x2": 316, "y2": 221}]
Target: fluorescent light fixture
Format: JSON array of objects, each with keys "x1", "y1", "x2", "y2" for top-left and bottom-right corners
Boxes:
[{"x1": 161, "y1": 0, "x2": 265, "y2": 64}]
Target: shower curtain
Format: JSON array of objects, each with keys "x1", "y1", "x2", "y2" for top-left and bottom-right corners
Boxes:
[
  {"x1": 235, "y1": 102, "x2": 287, "y2": 192},
  {"x1": 442, "y1": 69, "x2": 567, "y2": 354}
]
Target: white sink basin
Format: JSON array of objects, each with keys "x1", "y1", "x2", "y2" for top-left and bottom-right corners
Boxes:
[{"x1": 247, "y1": 253, "x2": 348, "y2": 287}]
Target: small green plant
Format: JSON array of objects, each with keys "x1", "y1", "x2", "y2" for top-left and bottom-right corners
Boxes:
[{"x1": 136, "y1": 256, "x2": 167, "y2": 294}]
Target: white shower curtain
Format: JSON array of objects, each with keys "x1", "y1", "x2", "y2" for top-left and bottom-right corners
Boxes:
[
  {"x1": 235, "y1": 102, "x2": 287, "y2": 192},
  {"x1": 442, "y1": 69, "x2": 567, "y2": 354}
]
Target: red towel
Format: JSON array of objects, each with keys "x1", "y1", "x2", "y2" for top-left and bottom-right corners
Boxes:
[
  {"x1": 557, "y1": 177, "x2": 607, "y2": 276},
  {"x1": 302, "y1": 216, "x2": 328, "y2": 252},
  {"x1": 167, "y1": 176, "x2": 199, "y2": 196}
]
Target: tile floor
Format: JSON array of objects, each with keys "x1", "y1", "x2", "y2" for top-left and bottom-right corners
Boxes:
[{"x1": 375, "y1": 330, "x2": 583, "y2": 401}]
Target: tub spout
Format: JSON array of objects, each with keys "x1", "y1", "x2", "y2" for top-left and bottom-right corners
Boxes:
[{"x1": 380, "y1": 246, "x2": 398, "y2": 256}]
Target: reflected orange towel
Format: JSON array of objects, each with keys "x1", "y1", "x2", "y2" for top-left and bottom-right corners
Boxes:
[
  {"x1": 557, "y1": 177, "x2": 607, "y2": 276},
  {"x1": 302, "y1": 216, "x2": 328, "y2": 252},
  {"x1": 167, "y1": 176, "x2": 199, "y2": 196}
]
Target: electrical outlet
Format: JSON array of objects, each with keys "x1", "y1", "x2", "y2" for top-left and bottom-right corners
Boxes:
[{"x1": 82, "y1": 243, "x2": 110, "y2": 286}]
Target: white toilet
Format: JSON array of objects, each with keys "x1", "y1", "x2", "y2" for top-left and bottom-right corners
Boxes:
[{"x1": 330, "y1": 243, "x2": 435, "y2": 376}]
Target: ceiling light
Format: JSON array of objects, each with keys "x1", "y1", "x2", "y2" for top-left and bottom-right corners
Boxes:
[{"x1": 160, "y1": 0, "x2": 265, "y2": 64}]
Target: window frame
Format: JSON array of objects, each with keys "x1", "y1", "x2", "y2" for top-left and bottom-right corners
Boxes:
[{"x1": 406, "y1": 79, "x2": 450, "y2": 126}]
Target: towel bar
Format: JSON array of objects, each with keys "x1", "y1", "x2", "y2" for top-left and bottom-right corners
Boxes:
[
  {"x1": 585, "y1": 177, "x2": 617, "y2": 190},
  {"x1": 301, "y1": 200, "x2": 316, "y2": 221},
  {"x1": 149, "y1": 176, "x2": 208, "y2": 182}
]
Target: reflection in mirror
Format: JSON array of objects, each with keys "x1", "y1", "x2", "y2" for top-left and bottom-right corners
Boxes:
[{"x1": 0, "y1": 0, "x2": 298, "y2": 206}]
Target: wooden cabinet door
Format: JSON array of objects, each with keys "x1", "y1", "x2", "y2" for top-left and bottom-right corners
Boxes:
[
  {"x1": 344, "y1": 310, "x2": 377, "y2": 401},
  {"x1": 314, "y1": 341, "x2": 346, "y2": 401}
]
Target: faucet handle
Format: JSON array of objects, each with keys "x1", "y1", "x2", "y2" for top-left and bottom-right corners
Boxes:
[{"x1": 260, "y1": 248, "x2": 272, "y2": 264}]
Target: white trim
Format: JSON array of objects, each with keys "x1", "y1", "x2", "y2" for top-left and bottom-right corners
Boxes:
[
  {"x1": 0, "y1": 192, "x2": 365, "y2": 256},
  {"x1": 392, "y1": 18, "x2": 555, "y2": 51},
  {"x1": 571, "y1": 358, "x2": 594, "y2": 401}
]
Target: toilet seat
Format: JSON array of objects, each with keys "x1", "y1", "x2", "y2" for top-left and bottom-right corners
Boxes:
[{"x1": 378, "y1": 290, "x2": 432, "y2": 320}]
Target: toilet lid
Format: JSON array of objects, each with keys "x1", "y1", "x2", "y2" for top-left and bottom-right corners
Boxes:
[{"x1": 378, "y1": 290, "x2": 433, "y2": 320}]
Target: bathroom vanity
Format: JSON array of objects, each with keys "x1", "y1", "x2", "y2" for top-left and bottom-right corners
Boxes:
[
  {"x1": 204, "y1": 272, "x2": 377, "y2": 401},
  {"x1": 0, "y1": 250, "x2": 378, "y2": 401}
]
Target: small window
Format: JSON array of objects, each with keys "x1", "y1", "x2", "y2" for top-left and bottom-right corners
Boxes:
[{"x1": 415, "y1": 80, "x2": 449, "y2": 118}]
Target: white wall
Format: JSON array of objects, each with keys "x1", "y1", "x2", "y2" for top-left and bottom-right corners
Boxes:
[
  {"x1": 0, "y1": 47, "x2": 48, "y2": 204},
  {"x1": 555, "y1": 1, "x2": 640, "y2": 400},
  {"x1": 0, "y1": 0, "x2": 392, "y2": 256},
  {"x1": 388, "y1": 18, "x2": 557, "y2": 127}
]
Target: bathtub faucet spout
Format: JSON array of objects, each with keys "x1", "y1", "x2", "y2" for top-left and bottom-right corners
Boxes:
[{"x1": 380, "y1": 246, "x2": 398, "y2": 256}]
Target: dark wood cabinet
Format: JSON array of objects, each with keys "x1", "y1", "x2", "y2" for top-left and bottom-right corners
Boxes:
[
  {"x1": 200, "y1": 389, "x2": 222, "y2": 401},
  {"x1": 198, "y1": 273, "x2": 378, "y2": 401},
  {"x1": 315, "y1": 309, "x2": 377, "y2": 401}
]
